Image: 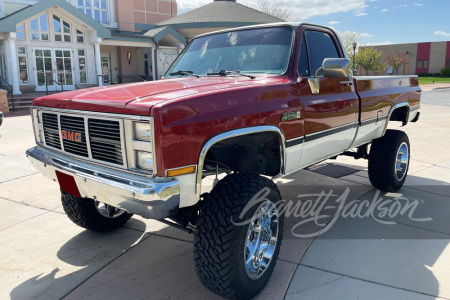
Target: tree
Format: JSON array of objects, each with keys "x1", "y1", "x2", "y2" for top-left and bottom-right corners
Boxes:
[
  {"x1": 355, "y1": 47, "x2": 385, "y2": 75},
  {"x1": 248, "y1": 0, "x2": 294, "y2": 21},
  {"x1": 339, "y1": 31, "x2": 362, "y2": 64},
  {"x1": 382, "y1": 50, "x2": 411, "y2": 75}
]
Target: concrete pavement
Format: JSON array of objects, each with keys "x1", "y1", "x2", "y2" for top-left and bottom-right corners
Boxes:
[{"x1": 0, "y1": 90, "x2": 449, "y2": 299}]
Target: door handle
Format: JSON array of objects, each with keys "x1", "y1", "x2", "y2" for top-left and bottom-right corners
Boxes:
[{"x1": 340, "y1": 81, "x2": 353, "y2": 86}]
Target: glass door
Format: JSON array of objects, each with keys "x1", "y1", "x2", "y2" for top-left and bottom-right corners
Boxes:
[
  {"x1": 34, "y1": 48, "x2": 54, "y2": 91},
  {"x1": 34, "y1": 48, "x2": 75, "y2": 91},
  {"x1": 100, "y1": 53, "x2": 111, "y2": 85},
  {"x1": 55, "y1": 49, "x2": 74, "y2": 90}
]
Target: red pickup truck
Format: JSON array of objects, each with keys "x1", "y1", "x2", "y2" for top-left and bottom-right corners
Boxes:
[{"x1": 27, "y1": 22, "x2": 420, "y2": 299}]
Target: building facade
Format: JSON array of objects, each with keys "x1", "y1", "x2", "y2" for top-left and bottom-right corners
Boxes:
[
  {"x1": 0, "y1": 0, "x2": 284, "y2": 95},
  {"x1": 0, "y1": 0, "x2": 185, "y2": 94},
  {"x1": 359, "y1": 41, "x2": 450, "y2": 76}
]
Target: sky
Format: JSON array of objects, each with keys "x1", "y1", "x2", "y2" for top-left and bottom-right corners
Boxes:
[{"x1": 176, "y1": 0, "x2": 450, "y2": 46}]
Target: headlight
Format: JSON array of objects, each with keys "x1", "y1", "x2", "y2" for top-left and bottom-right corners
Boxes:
[
  {"x1": 136, "y1": 151, "x2": 153, "y2": 171},
  {"x1": 134, "y1": 122, "x2": 151, "y2": 142}
]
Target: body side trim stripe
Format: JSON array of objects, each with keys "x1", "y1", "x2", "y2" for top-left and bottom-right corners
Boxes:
[
  {"x1": 305, "y1": 122, "x2": 357, "y2": 142},
  {"x1": 286, "y1": 137, "x2": 304, "y2": 148}
]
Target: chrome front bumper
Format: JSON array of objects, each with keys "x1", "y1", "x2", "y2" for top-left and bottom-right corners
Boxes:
[{"x1": 26, "y1": 146, "x2": 180, "y2": 219}]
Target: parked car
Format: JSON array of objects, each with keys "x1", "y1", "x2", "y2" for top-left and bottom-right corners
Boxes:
[{"x1": 26, "y1": 22, "x2": 420, "y2": 299}]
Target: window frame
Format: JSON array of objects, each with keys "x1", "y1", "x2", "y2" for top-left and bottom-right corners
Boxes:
[
  {"x1": 298, "y1": 27, "x2": 343, "y2": 77},
  {"x1": 416, "y1": 60, "x2": 423, "y2": 69},
  {"x1": 29, "y1": 13, "x2": 49, "y2": 41},
  {"x1": 17, "y1": 46, "x2": 29, "y2": 85},
  {"x1": 423, "y1": 59, "x2": 429, "y2": 69},
  {"x1": 78, "y1": 49, "x2": 88, "y2": 84},
  {"x1": 76, "y1": 29, "x2": 85, "y2": 43},
  {"x1": 53, "y1": 14, "x2": 72, "y2": 43},
  {"x1": 16, "y1": 23, "x2": 25, "y2": 40},
  {"x1": 77, "y1": 0, "x2": 109, "y2": 25}
]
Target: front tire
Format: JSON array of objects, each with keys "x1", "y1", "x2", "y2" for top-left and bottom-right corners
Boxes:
[
  {"x1": 61, "y1": 191, "x2": 133, "y2": 231},
  {"x1": 368, "y1": 129, "x2": 410, "y2": 192},
  {"x1": 194, "y1": 173, "x2": 284, "y2": 299}
]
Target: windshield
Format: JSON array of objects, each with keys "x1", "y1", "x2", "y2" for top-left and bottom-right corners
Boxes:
[{"x1": 165, "y1": 26, "x2": 294, "y2": 77}]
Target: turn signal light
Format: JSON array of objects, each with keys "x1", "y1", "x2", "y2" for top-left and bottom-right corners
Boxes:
[{"x1": 167, "y1": 166, "x2": 196, "y2": 177}]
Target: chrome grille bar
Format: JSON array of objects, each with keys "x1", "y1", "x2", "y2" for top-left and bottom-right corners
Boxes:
[{"x1": 41, "y1": 112, "x2": 127, "y2": 169}]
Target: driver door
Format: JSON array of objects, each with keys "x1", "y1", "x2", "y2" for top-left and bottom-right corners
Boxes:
[{"x1": 297, "y1": 28, "x2": 359, "y2": 168}]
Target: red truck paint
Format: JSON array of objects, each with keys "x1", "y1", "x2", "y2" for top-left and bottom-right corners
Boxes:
[{"x1": 32, "y1": 23, "x2": 421, "y2": 178}]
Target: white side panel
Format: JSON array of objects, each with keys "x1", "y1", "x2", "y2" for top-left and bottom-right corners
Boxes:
[
  {"x1": 285, "y1": 141, "x2": 303, "y2": 174},
  {"x1": 351, "y1": 117, "x2": 387, "y2": 148},
  {"x1": 298, "y1": 125, "x2": 357, "y2": 169}
]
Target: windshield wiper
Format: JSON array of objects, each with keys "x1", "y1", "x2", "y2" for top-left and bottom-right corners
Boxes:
[
  {"x1": 169, "y1": 70, "x2": 200, "y2": 78},
  {"x1": 207, "y1": 70, "x2": 255, "y2": 79}
]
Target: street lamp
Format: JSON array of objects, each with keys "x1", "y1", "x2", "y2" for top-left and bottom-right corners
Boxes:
[{"x1": 353, "y1": 42, "x2": 357, "y2": 75}]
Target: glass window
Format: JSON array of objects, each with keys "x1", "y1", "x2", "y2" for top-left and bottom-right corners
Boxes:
[
  {"x1": 417, "y1": 60, "x2": 422, "y2": 68},
  {"x1": 304, "y1": 30, "x2": 340, "y2": 76},
  {"x1": 166, "y1": 27, "x2": 294, "y2": 77},
  {"x1": 40, "y1": 14, "x2": 48, "y2": 31},
  {"x1": 16, "y1": 24, "x2": 25, "y2": 40},
  {"x1": 29, "y1": 13, "x2": 49, "y2": 41},
  {"x1": 78, "y1": 0, "x2": 109, "y2": 24},
  {"x1": 76, "y1": 29, "x2": 84, "y2": 43},
  {"x1": 54, "y1": 15, "x2": 71, "y2": 42},
  {"x1": 78, "y1": 49, "x2": 87, "y2": 83},
  {"x1": 30, "y1": 18, "x2": 38, "y2": 31},
  {"x1": 298, "y1": 34, "x2": 310, "y2": 76},
  {"x1": 423, "y1": 60, "x2": 429, "y2": 68},
  {"x1": 17, "y1": 47, "x2": 28, "y2": 84}
]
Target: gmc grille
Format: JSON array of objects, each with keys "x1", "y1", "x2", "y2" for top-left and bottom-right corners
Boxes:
[
  {"x1": 41, "y1": 112, "x2": 125, "y2": 167},
  {"x1": 88, "y1": 119, "x2": 123, "y2": 165},
  {"x1": 60, "y1": 115, "x2": 89, "y2": 157},
  {"x1": 42, "y1": 113, "x2": 61, "y2": 149}
]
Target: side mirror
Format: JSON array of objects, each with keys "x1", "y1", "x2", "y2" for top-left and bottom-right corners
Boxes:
[
  {"x1": 322, "y1": 58, "x2": 351, "y2": 79},
  {"x1": 307, "y1": 58, "x2": 352, "y2": 94}
]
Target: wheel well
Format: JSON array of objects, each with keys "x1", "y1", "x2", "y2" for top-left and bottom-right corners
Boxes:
[
  {"x1": 389, "y1": 106, "x2": 409, "y2": 126},
  {"x1": 203, "y1": 132, "x2": 283, "y2": 177}
]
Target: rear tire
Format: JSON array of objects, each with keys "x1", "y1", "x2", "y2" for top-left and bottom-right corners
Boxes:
[
  {"x1": 61, "y1": 191, "x2": 133, "y2": 231},
  {"x1": 368, "y1": 130, "x2": 410, "y2": 192},
  {"x1": 194, "y1": 173, "x2": 284, "y2": 299}
]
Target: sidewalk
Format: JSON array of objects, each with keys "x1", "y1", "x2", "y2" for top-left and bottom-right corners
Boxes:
[
  {"x1": 420, "y1": 83, "x2": 450, "y2": 91},
  {"x1": 0, "y1": 93, "x2": 449, "y2": 299}
]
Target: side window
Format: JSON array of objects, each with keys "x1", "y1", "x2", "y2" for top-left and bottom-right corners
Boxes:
[
  {"x1": 304, "y1": 31, "x2": 340, "y2": 76},
  {"x1": 298, "y1": 35, "x2": 309, "y2": 76}
]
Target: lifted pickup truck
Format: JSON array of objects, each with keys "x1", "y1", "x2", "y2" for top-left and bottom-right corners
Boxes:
[{"x1": 27, "y1": 22, "x2": 420, "y2": 299}]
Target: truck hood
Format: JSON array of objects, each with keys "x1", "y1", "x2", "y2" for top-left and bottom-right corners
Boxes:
[{"x1": 33, "y1": 76, "x2": 285, "y2": 115}]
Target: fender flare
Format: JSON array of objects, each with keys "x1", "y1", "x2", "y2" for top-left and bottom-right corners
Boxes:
[
  {"x1": 195, "y1": 126, "x2": 286, "y2": 198},
  {"x1": 383, "y1": 103, "x2": 411, "y2": 136}
]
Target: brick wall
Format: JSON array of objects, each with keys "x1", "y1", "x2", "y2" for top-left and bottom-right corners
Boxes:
[{"x1": 0, "y1": 89, "x2": 9, "y2": 113}]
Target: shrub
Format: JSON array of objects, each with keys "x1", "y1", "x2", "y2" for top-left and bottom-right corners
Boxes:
[
  {"x1": 417, "y1": 73, "x2": 433, "y2": 77},
  {"x1": 432, "y1": 73, "x2": 441, "y2": 77},
  {"x1": 441, "y1": 67, "x2": 450, "y2": 77}
]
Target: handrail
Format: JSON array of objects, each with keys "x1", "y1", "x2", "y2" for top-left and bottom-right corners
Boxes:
[
  {"x1": 0, "y1": 75, "x2": 15, "y2": 112},
  {"x1": 97, "y1": 75, "x2": 115, "y2": 85},
  {"x1": 45, "y1": 73, "x2": 64, "y2": 95}
]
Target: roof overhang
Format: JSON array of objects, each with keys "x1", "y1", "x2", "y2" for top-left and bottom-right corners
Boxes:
[
  {"x1": 143, "y1": 26, "x2": 186, "y2": 45},
  {"x1": 0, "y1": 0, "x2": 111, "y2": 38}
]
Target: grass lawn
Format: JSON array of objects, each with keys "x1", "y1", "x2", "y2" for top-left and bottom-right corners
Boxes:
[{"x1": 418, "y1": 77, "x2": 450, "y2": 85}]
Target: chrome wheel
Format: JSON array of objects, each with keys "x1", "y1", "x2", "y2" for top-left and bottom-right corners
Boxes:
[
  {"x1": 395, "y1": 142, "x2": 409, "y2": 181},
  {"x1": 94, "y1": 201, "x2": 126, "y2": 218},
  {"x1": 244, "y1": 200, "x2": 279, "y2": 280}
]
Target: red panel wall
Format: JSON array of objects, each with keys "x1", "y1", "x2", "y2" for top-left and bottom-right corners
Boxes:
[
  {"x1": 415, "y1": 42, "x2": 431, "y2": 73},
  {"x1": 446, "y1": 42, "x2": 450, "y2": 68}
]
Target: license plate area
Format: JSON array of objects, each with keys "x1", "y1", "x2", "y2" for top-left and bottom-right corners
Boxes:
[{"x1": 55, "y1": 170, "x2": 81, "y2": 198}]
